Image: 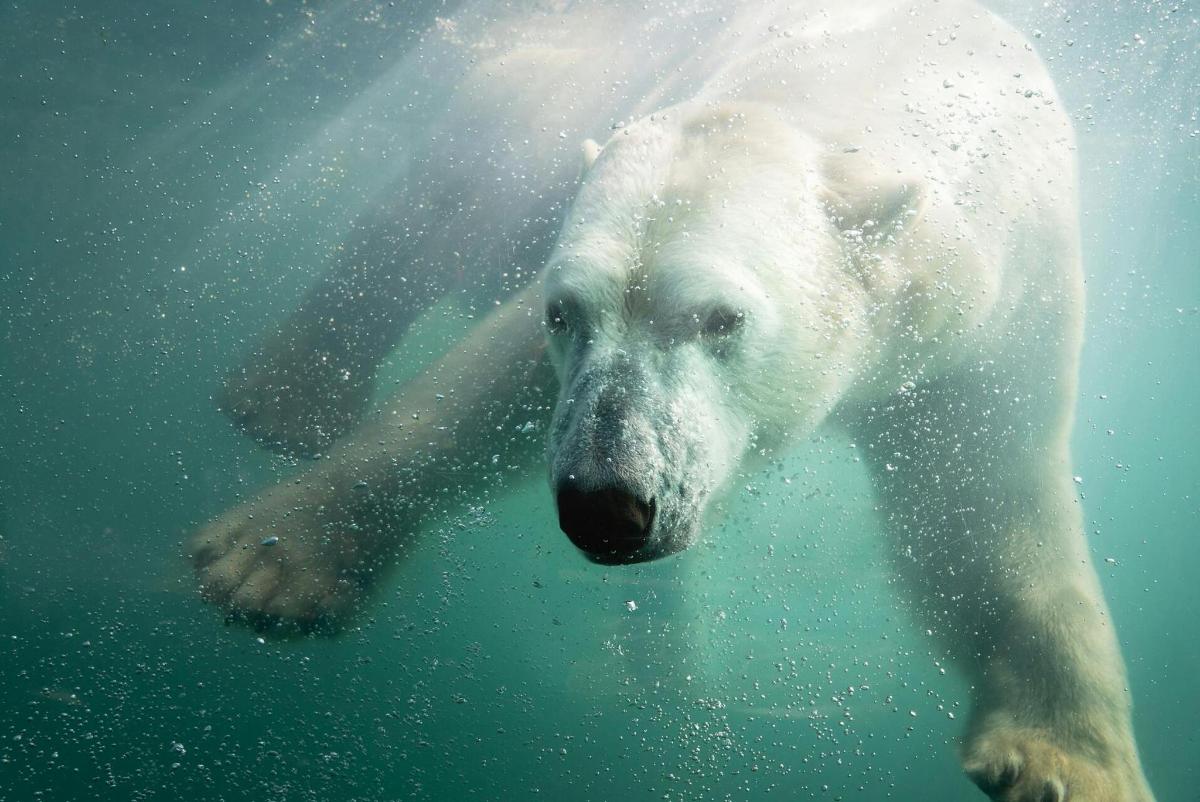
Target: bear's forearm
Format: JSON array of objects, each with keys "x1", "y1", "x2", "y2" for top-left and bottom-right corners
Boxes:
[{"x1": 320, "y1": 284, "x2": 554, "y2": 510}]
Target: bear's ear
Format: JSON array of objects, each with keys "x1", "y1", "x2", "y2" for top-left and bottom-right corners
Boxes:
[
  {"x1": 819, "y1": 159, "x2": 926, "y2": 238},
  {"x1": 580, "y1": 138, "x2": 603, "y2": 175}
]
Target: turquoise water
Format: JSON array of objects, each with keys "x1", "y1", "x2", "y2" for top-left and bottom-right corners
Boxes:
[{"x1": 1, "y1": 2, "x2": 1196, "y2": 800}]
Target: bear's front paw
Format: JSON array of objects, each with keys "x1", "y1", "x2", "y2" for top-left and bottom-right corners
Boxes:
[
  {"x1": 189, "y1": 480, "x2": 386, "y2": 634},
  {"x1": 963, "y1": 725, "x2": 1154, "y2": 802}
]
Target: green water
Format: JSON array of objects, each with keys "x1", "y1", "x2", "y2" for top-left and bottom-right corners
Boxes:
[{"x1": 1, "y1": 2, "x2": 1196, "y2": 800}]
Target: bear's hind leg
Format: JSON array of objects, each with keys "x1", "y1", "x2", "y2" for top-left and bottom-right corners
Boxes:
[
  {"x1": 218, "y1": 197, "x2": 440, "y2": 458},
  {"x1": 219, "y1": 307, "x2": 393, "y2": 458},
  {"x1": 848, "y1": 373, "x2": 1154, "y2": 801}
]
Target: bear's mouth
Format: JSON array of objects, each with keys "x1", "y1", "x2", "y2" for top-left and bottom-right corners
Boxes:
[
  {"x1": 579, "y1": 519, "x2": 695, "y2": 566},
  {"x1": 578, "y1": 538, "x2": 665, "y2": 566}
]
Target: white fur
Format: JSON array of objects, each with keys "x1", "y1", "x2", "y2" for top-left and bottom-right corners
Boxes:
[
  {"x1": 200, "y1": 2, "x2": 1156, "y2": 798},
  {"x1": 528, "y1": 2, "x2": 1154, "y2": 799}
]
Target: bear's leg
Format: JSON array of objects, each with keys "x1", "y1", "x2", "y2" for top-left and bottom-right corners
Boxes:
[
  {"x1": 193, "y1": 285, "x2": 553, "y2": 632},
  {"x1": 219, "y1": 128, "x2": 566, "y2": 458},
  {"x1": 218, "y1": 197, "x2": 450, "y2": 458},
  {"x1": 849, "y1": 374, "x2": 1155, "y2": 802}
]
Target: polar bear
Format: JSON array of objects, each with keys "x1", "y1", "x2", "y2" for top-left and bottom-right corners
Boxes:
[{"x1": 191, "y1": 1, "x2": 1156, "y2": 799}]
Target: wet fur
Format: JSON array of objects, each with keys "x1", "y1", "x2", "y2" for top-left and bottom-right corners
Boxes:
[{"x1": 199, "y1": 2, "x2": 1156, "y2": 798}]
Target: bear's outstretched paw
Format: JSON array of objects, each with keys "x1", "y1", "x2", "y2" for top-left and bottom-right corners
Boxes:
[
  {"x1": 963, "y1": 726, "x2": 1154, "y2": 802},
  {"x1": 219, "y1": 328, "x2": 376, "y2": 457},
  {"x1": 189, "y1": 481, "x2": 388, "y2": 635}
]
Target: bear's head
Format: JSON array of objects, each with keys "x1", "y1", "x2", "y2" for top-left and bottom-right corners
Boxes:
[{"x1": 541, "y1": 104, "x2": 923, "y2": 564}]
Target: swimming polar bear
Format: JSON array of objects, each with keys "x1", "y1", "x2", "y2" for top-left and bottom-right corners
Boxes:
[{"x1": 191, "y1": 1, "x2": 1156, "y2": 799}]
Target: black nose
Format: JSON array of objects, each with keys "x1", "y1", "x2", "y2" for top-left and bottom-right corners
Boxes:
[{"x1": 557, "y1": 485, "x2": 655, "y2": 560}]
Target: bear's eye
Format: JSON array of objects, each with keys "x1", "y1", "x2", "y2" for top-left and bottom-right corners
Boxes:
[
  {"x1": 701, "y1": 306, "x2": 745, "y2": 339},
  {"x1": 546, "y1": 301, "x2": 570, "y2": 335}
]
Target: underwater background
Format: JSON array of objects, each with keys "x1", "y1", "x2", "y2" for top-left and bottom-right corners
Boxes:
[{"x1": 0, "y1": 1, "x2": 1196, "y2": 800}]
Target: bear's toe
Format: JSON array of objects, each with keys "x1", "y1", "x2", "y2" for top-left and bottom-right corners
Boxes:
[
  {"x1": 964, "y1": 748, "x2": 1024, "y2": 797},
  {"x1": 963, "y1": 725, "x2": 1152, "y2": 802}
]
